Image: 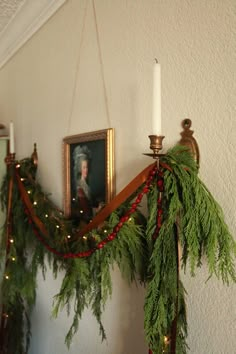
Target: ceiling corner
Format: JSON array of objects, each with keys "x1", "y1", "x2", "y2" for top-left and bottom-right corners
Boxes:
[{"x1": 0, "y1": 0, "x2": 67, "y2": 70}]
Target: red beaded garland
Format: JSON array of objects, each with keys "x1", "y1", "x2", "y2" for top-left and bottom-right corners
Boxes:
[
  {"x1": 152, "y1": 169, "x2": 164, "y2": 240},
  {"x1": 19, "y1": 164, "x2": 158, "y2": 259}
]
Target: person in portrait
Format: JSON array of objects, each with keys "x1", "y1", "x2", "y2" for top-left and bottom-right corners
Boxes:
[{"x1": 72, "y1": 145, "x2": 93, "y2": 225}]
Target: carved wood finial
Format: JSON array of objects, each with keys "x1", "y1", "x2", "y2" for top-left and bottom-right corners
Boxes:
[
  {"x1": 179, "y1": 119, "x2": 200, "y2": 166},
  {"x1": 31, "y1": 143, "x2": 38, "y2": 167},
  {"x1": 0, "y1": 124, "x2": 6, "y2": 136}
]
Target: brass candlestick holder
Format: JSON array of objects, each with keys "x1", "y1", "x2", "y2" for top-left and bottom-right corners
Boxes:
[
  {"x1": 148, "y1": 135, "x2": 165, "y2": 157},
  {"x1": 144, "y1": 119, "x2": 199, "y2": 165},
  {"x1": 143, "y1": 135, "x2": 165, "y2": 163}
]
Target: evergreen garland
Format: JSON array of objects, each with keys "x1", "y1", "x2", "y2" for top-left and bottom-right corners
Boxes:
[{"x1": 0, "y1": 146, "x2": 235, "y2": 354}]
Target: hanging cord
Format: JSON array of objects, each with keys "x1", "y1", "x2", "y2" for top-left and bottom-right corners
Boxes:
[
  {"x1": 67, "y1": 0, "x2": 111, "y2": 134},
  {"x1": 92, "y1": 0, "x2": 111, "y2": 128},
  {"x1": 67, "y1": 1, "x2": 89, "y2": 134}
]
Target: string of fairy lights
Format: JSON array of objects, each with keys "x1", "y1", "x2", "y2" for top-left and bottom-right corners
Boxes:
[{"x1": 2, "y1": 154, "x2": 175, "y2": 353}]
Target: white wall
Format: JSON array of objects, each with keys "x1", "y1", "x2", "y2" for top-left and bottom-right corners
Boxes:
[{"x1": 0, "y1": 0, "x2": 235, "y2": 353}]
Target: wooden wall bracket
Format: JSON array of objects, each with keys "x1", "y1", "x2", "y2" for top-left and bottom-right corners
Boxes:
[{"x1": 179, "y1": 119, "x2": 200, "y2": 166}]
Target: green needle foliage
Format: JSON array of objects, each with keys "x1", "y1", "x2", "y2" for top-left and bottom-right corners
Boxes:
[
  {"x1": 144, "y1": 146, "x2": 235, "y2": 354},
  {"x1": 0, "y1": 146, "x2": 235, "y2": 354}
]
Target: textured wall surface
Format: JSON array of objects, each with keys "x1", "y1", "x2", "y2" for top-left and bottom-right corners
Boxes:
[{"x1": 0, "y1": 0, "x2": 235, "y2": 353}]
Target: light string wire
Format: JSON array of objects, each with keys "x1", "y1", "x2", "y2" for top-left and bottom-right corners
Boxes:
[{"x1": 14, "y1": 163, "x2": 157, "y2": 258}]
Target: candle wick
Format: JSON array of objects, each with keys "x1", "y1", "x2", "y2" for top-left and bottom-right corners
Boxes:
[{"x1": 154, "y1": 58, "x2": 158, "y2": 63}]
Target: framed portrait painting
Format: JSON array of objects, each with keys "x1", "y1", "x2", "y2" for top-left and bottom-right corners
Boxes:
[{"x1": 63, "y1": 128, "x2": 115, "y2": 226}]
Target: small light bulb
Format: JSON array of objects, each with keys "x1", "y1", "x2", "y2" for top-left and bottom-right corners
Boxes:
[
  {"x1": 104, "y1": 229, "x2": 108, "y2": 233},
  {"x1": 82, "y1": 236, "x2": 87, "y2": 240},
  {"x1": 79, "y1": 210, "x2": 84, "y2": 214},
  {"x1": 164, "y1": 336, "x2": 170, "y2": 345},
  {"x1": 67, "y1": 235, "x2": 71, "y2": 239},
  {"x1": 9, "y1": 239, "x2": 14, "y2": 243},
  {"x1": 11, "y1": 257, "x2": 16, "y2": 261},
  {"x1": 45, "y1": 214, "x2": 48, "y2": 218},
  {"x1": 27, "y1": 190, "x2": 31, "y2": 194},
  {"x1": 16, "y1": 164, "x2": 21, "y2": 168},
  {"x1": 128, "y1": 217, "x2": 132, "y2": 222},
  {"x1": 56, "y1": 225, "x2": 60, "y2": 229},
  {"x1": 5, "y1": 275, "x2": 9, "y2": 280},
  {"x1": 33, "y1": 201, "x2": 37, "y2": 206}
]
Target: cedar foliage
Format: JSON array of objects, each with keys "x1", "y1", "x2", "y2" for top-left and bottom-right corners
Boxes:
[{"x1": 0, "y1": 147, "x2": 235, "y2": 354}]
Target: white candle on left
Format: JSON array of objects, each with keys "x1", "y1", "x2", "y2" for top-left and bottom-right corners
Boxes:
[
  {"x1": 152, "y1": 60, "x2": 162, "y2": 135},
  {"x1": 9, "y1": 121, "x2": 15, "y2": 154}
]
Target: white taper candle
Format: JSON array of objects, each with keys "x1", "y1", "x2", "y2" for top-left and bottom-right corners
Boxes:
[
  {"x1": 9, "y1": 121, "x2": 15, "y2": 154},
  {"x1": 152, "y1": 60, "x2": 162, "y2": 135}
]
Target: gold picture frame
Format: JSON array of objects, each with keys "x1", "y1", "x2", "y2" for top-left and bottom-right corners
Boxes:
[{"x1": 63, "y1": 129, "x2": 115, "y2": 225}]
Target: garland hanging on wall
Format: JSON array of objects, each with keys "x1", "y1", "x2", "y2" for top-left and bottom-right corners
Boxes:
[{"x1": 0, "y1": 146, "x2": 235, "y2": 354}]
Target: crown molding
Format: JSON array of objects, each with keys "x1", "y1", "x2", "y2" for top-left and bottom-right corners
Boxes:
[{"x1": 0, "y1": 0, "x2": 67, "y2": 70}]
